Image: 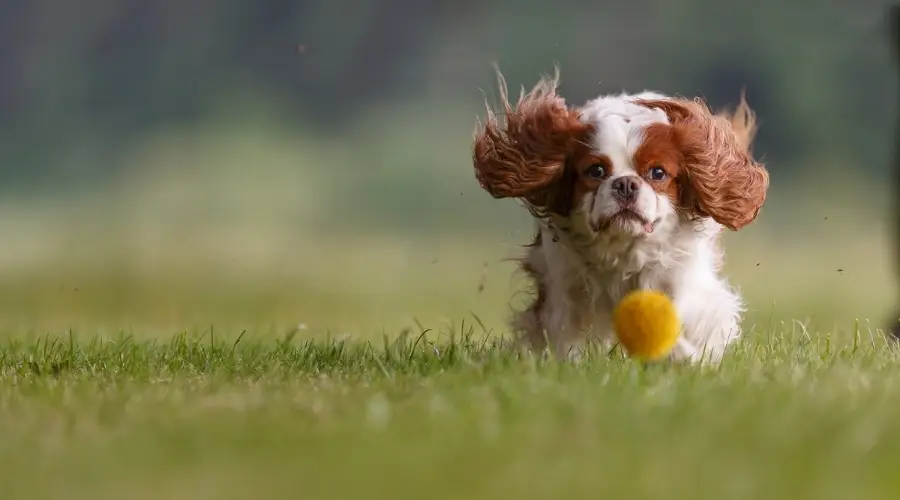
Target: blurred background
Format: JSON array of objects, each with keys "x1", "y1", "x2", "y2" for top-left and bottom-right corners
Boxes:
[{"x1": 0, "y1": 0, "x2": 896, "y2": 339}]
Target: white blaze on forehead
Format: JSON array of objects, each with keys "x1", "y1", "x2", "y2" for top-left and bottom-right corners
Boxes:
[{"x1": 579, "y1": 92, "x2": 671, "y2": 176}]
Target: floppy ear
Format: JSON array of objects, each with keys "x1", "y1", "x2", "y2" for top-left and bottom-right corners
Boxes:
[
  {"x1": 637, "y1": 95, "x2": 769, "y2": 231},
  {"x1": 472, "y1": 70, "x2": 593, "y2": 217},
  {"x1": 716, "y1": 91, "x2": 758, "y2": 152}
]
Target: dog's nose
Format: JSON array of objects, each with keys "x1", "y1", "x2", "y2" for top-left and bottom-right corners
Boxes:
[{"x1": 611, "y1": 175, "x2": 640, "y2": 202}]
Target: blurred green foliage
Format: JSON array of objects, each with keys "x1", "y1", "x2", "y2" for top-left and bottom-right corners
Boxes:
[{"x1": 1, "y1": 0, "x2": 895, "y2": 188}]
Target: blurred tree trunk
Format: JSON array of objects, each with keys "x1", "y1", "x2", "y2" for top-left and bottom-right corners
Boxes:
[
  {"x1": 0, "y1": 2, "x2": 30, "y2": 122},
  {"x1": 890, "y1": 4, "x2": 900, "y2": 338}
]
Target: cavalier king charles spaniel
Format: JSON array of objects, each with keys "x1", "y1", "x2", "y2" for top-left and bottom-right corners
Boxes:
[{"x1": 472, "y1": 70, "x2": 769, "y2": 363}]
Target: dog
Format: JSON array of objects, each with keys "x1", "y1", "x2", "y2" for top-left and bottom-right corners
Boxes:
[{"x1": 471, "y1": 70, "x2": 769, "y2": 363}]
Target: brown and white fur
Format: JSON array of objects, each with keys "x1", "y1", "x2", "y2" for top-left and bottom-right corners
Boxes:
[{"x1": 472, "y1": 71, "x2": 769, "y2": 363}]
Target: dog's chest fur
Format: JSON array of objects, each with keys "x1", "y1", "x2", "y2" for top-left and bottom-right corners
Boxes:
[{"x1": 524, "y1": 215, "x2": 715, "y2": 324}]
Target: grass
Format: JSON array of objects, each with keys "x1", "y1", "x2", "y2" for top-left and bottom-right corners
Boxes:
[
  {"x1": 1, "y1": 117, "x2": 897, "y2": 499},
  {"x1": 2, "y1": 326, "x2": 900, "y2": 500},
  {"x1": 0, "y1": 214, "x2": 893, "y2": 499}
]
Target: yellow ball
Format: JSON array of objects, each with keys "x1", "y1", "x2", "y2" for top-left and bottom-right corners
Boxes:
[{"x1": 612, "y1": 290, "x2": 681, "y2": 361}]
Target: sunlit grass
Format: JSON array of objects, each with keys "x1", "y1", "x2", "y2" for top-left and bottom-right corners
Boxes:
[
  {"x1": 0, "y1": 229, "x2": 892, "y2": 339},
  {"x1": 0, "y1": 203, "x2": 893, "y2": 337},
  {"x1": 0, "y1": 114, "x2": 897, "y2": 499},
  {"x1": 2, "y1": 328, "x2": 900, "y2": 500}
]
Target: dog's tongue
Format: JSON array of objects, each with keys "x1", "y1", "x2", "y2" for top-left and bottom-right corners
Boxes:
[{"x1": 643, "y1": 222, "x2": 655, "y2": 233}]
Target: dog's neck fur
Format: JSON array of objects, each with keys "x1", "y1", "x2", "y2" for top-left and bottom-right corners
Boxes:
[{"x1": 541, "y1": 210, "x2": 721, "y2": 284}]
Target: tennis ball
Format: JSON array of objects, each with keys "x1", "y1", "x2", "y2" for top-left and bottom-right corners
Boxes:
[{"x1": 612, "y1": 289, "x2": 681, "y2": 361}]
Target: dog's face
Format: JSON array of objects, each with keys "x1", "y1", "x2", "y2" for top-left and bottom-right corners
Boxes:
[
  {"x1": 472, "y1": 73, "x2": 769, "y2": 235},
  {"x1": 571, "y1": 94, "x2": 683, "y2": 237}
]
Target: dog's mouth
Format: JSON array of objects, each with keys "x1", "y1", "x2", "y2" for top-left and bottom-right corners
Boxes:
[{"x1": 595, "y1": 209, "x2": 658, "y2": 234}]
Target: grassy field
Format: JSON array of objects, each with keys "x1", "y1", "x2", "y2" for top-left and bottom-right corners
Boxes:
[
  {"x1": 1, "y1": 223, "x2": 894, "y2": 500},
  {"x1": 2, "y1": 327, "x2": 900, "y2": 500},
  {"x1": 1, "y1": 197, "x2": 896, "y2": 500},
  {"x1": 0, "y1": 215, "x2": 896, "y2": 498},
  {"x1": 1, "y1": 117, "x2": 898, "y2": 499}
]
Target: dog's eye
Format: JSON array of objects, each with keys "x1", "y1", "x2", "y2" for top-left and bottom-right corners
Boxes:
[
  {"x1": 648, "y1": 166, "x2": 667, "y2": 181},
  {"x1": 586, "y1": 163, "x2": 607, "y2": 179}
]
